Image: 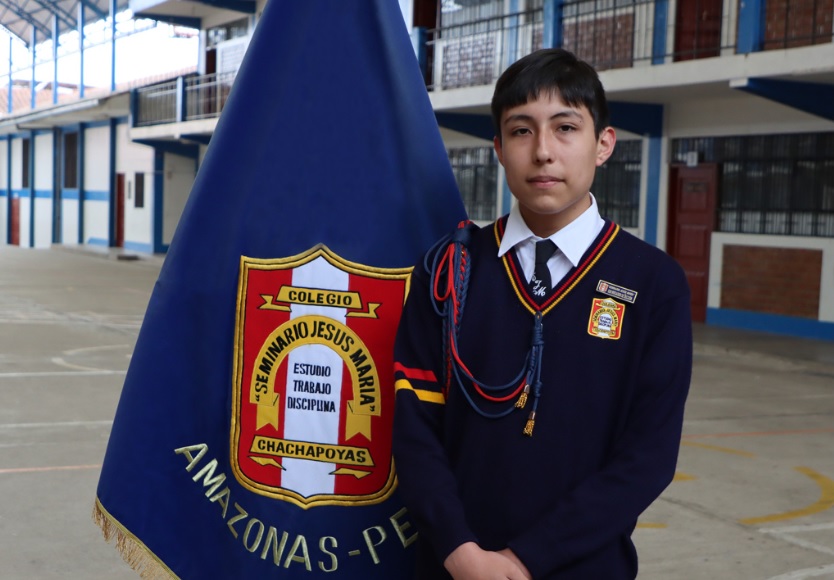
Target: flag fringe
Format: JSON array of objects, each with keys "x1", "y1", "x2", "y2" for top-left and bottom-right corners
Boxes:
[{"x1": 92, "y1": 499, "x2": 177, "y2": 580}]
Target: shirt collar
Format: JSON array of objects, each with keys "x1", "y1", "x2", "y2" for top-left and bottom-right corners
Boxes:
[{"x1": 497, "y1": 194, "x2": 605, "y2": 268}]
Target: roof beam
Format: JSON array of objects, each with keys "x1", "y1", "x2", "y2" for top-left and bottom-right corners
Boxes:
[
  {"x1": 731, "y1": 77, "x2": 834, "y2": 122},
  {"x1": 0, "y1": 0, "x2": 52, "y2": 41}
]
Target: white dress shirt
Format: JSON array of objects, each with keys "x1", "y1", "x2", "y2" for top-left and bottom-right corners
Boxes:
[{"x1": 497, "y1": 194, "x2": 606, "y2": 287}]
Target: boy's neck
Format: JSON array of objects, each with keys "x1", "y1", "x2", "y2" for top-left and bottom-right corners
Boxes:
[{"x1": 519, "y1": 193, "x2": 593, "y2": 238}]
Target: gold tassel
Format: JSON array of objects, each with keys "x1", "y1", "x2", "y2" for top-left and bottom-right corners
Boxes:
[
  {"x1": 515, "y1": 384, "x2": 530, "y2": 409},
  {"x1": 92, "y1": 499, "x2": 176, "y2": 579},
  {"x1": 523, "y1": 411, "x2": 536, "y2": 437}
]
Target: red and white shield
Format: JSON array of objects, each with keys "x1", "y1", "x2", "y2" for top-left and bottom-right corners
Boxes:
[{"x1": 230, "y1": 245, "x2": 410, "y2": 508}]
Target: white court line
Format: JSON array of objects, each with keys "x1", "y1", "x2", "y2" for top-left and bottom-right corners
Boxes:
[
  {"x1": 761, "y1": 522, "x2": 834, "y2": 559},
  {"x1": 0, "y1": 420, "x2": 113, "y2": 429},
  {"x1": 766, "y1": 564, "x2": 834, "y2": 580},
  {"x1": 0, "y1": 370, "x2": 126, "y2": 378}
]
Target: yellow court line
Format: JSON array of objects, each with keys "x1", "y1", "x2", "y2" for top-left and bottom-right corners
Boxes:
[
  {"x1": 740, "y1": 466, "x2": 834, "y2": 526},
  {"x1": 683, "y1": 428, "x2": 834, "y2": 439},
  {"x1": 0, "y1": 464, "x2": 101, "y2": 475},
  {"x1": 673, "y1": 471, "x2": 697, "y2": 482},
  {"x1": 680, "y1": 440, "x2": 756, "y2": 457},
  {"x1": 636, "y1": 522, "x2": 667, "y2": 529}
]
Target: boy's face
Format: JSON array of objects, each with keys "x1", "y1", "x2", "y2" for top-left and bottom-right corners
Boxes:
[{"x1": 493, "y1": 91, "x2": 616, "y2": 237}]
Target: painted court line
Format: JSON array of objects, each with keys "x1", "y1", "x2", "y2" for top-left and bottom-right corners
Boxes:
[
  {"x1": 741, "y1": 467, "x2": 834, "y2": 526},
  {"x1": 766, "y1": 563, "x2": 834, "y2": 579},
  {"x1": 683, "y1": 428, "x2": 834, "y2": 439},
  {"x1": 0, "y1": 464, "x2": 101, "y2": 475},
  {"x1": 0, "y1": 370, "x2": 126, "y2": 378},
  {"x1": 0, "y1": 420, "x2": 113, "y2": 429},
  {"x1": 680, "y1": 440, "x2": 756, "y2": 457}
]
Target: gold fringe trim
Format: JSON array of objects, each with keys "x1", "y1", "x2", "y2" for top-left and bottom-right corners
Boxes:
[{"x1": 92, "y1": 498, "x2": 179, "y2": 580}]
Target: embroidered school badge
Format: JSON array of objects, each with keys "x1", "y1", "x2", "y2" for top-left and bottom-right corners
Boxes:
[
  {"x1": 587, "y1": 297, "x2": 625, "y2": 340},
  {"x1": 230, "y1": 246, "x2": 410, "y2": 508}
]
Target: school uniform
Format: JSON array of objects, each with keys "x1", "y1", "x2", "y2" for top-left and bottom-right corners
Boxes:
[{"x1": 392, "y1": 199, "x2": 693, "y2": 579}]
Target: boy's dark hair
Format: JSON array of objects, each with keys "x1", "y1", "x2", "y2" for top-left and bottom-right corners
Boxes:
[{"x1": 490, "y1": 48, "x2": 610, "y2": 139}]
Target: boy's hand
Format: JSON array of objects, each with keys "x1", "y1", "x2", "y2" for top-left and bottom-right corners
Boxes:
[
  {"x1": 444, "y1": 542, "x2": 531, "y2": 579},
  {"x1": 498, "y1": 548, "x2": 532, "y2": 579}
]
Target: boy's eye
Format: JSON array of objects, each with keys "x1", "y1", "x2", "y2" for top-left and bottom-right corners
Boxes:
[
  {"x1": 510, "y1": 127, "x2": 531, "y2": 136},
  {"x1": 557, "y1": 125, "x2": 577, "y2": 133}
]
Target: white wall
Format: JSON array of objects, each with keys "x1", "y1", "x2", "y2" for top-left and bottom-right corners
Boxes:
[
  {"x1": 83, "y1": 125, "x2": 111, "y2": 245},
  {"x1": 116, "y1": 123, "x2": 154, "y2": 250},
  {"x1": 163, "y1": 153, "x2": 196, "y2": 245},
  {"x1": 33, "y1": 133, "x2": 54, "y2": 248}
]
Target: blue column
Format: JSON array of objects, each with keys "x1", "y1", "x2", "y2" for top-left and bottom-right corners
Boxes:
[
  {"x1": 52, "y1": 15, "x2": 59, "y2": 105},
  {"x1": 652, "y1": 0, "x2": 668, "y2": 64},
  {"x1": 78, "y1": 124, "x2": 85, "y2": 244},
  {"x1": 30, "y1": 27, "x2": 36, "y2": 110},
  {"x1": 109, "y1": 0, "x2": 116, "y2": 92},
  {"x1": 644, "y1": 136, "x2": 662, "y2": 246},
  {"x1": 176, "y1": 76, "x2": 185, "y2": 122},
  {"x1": 28, "y1": 131, "x2": 35, "y2": 247},
  {"x1": 543, "y1": 0, "x2": 564, "y2": 49},
  {"x1": 78, "y1": 1, "x2": 85, "y2": 99},
  {"x1": 738, "y1": 0, "x2": 765, "y2": 53},
  {"x1": 153, "y1": 149, "x2": 165, "y2": 253},
  {"x1": 5, "y1": 137, "x2": 10, "y2": 243}
]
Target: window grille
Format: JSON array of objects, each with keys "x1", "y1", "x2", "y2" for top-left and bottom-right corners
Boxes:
[
  {"x1": 672, "y1": 132, "x2": 834, "y2": 237},
  {"x1": 448, "y1": 146, "x2": 499, "y2": 221},
  {"x1": 593, "y1": 139, "x2": 641, "y2": 227}
]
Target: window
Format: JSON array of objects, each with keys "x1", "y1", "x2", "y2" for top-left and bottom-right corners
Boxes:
[
  {"x1": 672, "y1": 132, "x2": 834, "y2": 237},
  {"x1": 21, "y1": 138, "x2": 30, "y2": 188},
  {"x1": 207, "y1": 17, "x2": 250, "y2": 48},
  {"x1": 64, "y1": 133, "x2": 78, "y2": 189},
  {"x1": 592, "y1": 139, "x2": 641, "y2": 227},
  {"x1": 135, "y1": 172, "x2": 145, "y2": 209},
  {"x1": 448, "y1": 146, "x2": 498, "y2": 221}
]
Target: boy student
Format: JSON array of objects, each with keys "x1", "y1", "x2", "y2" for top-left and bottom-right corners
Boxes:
[{"x1": 392, "y1": 48, "x2": 692, "y2": 579}]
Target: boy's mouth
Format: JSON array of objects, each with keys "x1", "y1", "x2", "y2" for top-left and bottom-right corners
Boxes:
[{"x1": 528, "y1": 175, "x2": 563, "y2": 185}]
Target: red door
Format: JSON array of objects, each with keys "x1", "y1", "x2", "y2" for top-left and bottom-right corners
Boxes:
[
  {"x1": 10, "y1": 196, "x2": 19, "y2": 245},
  {"x1": 115, "y1": 173, "x2": 125, "y2": 247},
  {"x1": 674, "y1": 0, "x2": 723, "y2": 60},
  {"x1": 667, "y1": 165, "x2": 717, "y2": 322}
]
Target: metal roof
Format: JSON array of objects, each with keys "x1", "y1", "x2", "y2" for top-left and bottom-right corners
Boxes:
[{"x1": 0, "y1": 0, "x2": 130, "y2": 46}]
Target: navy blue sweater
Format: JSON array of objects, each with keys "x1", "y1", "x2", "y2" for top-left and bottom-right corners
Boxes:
[{"x1": 392, "y1": 218, "x2": 692, "y2": 579}]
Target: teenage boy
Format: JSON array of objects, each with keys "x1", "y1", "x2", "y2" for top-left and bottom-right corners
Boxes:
[{"x1": 392, "y1": 48, "x2": 692, "y2": 579}]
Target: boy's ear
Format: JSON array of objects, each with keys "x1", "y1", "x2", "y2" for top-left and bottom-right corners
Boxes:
[
  {"x1": 493, "y1": 136, "x2": 504, "y2": 166},
  {"x1": 595, "y1": 127, "x2": 617, "y2": 167}
]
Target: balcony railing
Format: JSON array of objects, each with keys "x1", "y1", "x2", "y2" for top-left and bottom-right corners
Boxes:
[
  {"x1": 133, "y1": 71, "x2": 237, "y2": 127},
  {"x1": 427, "y1": 0, "x2": 833, "y2": 91}
]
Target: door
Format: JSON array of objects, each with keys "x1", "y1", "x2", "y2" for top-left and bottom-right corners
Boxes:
[
  {"x1": 667, "y1": 165, "x2": 717, "y2": 322},
  {"x1": 115, "y1": 173, "x2": 125, "y2": 248},
  {"x1": 10, "y1": 196, "x2": 19, "y2": 245},
  {"x1": 674, "y1": 0, "x2": 723, "y2": 60}
]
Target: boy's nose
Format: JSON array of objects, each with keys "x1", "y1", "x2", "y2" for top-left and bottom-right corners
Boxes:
[{"x1": 535, "y1": 135, "x2": 554, "y2": 163}]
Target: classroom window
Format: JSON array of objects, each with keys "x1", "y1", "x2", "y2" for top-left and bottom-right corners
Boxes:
[
  {"x1": 64, "y1": 133, "x2": 78, "y2": 189},
  {"x1": 672, "y1": 132, "x2": 834, "y2": 237},
  {"x1": 135, "y1": 173, "x2": 145, "y2": 208},
  {"x1": 21, "y1": 138, "x2": 30, "y2": 188},
  {"x1": 592, "y1": 139, "x2": 642, "y2": 228},
  {"x1": 448, "y1": 146, "x2": 498, "y2": 221}
]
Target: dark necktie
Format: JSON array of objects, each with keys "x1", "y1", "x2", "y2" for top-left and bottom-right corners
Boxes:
[{"x1": 530, "y1": 239, "x2": 557, "y2": 299}]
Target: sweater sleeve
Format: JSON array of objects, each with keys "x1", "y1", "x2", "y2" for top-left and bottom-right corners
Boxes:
[
  {"x1": 507, "y1": 264, "x2": 693, "y2": 578},
  {"x1": 391, "y1": 261, "x2": 478, "y2": 565}
]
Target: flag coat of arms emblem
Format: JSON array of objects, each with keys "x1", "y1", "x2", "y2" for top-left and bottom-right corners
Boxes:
[{"x1": 232, "y1": 247, "x2": 409, "y2": 507}]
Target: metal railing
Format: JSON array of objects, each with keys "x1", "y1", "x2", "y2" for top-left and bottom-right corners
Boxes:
[
  {"x1": 133, "y1": 71, "x2": 237, "y2": 127},
  {"x1": 427, "y1": 0, "x2": 833, "y2": 91}
]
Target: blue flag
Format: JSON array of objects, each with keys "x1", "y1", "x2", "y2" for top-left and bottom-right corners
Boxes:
[{"x1": 93, "y1": 0, "x2": 466, "y2": 577}]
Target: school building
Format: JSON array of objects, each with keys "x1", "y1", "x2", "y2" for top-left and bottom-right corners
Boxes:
[{"x1": 0, "y1": 0, "x2": 833, "y2": 340}]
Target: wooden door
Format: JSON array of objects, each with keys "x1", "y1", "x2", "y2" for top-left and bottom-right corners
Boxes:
[
  {"x1": 667, "y1": 165, "x2": 717, "y2": 322},
  {"x1": 10, "y1": 196, "x2": 19, "y2": 245},
  {"x1": 115, "y1": 173, "x2": 125, "y2": 247},
  {"x1": 674, "y1": 0, "x2": 723, "y2": 60}
]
